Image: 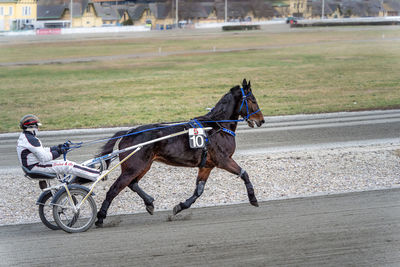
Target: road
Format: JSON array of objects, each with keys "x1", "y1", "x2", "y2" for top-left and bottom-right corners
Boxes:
[
  {"x1": 1, "y1": 109, "x2": 400, "y2": 170},
  {"x1": 1, "y1": 188, "x2": 399, "y2": 266}
]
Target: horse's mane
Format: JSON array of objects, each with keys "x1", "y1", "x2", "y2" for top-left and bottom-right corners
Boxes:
[{"x1": 195, "y1": 86, "x2": 239, "y2": 121}]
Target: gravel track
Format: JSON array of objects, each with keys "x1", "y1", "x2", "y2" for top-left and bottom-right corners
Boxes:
[{"x1": 1, "y1": 142, "x2": 399, "y2": 226}]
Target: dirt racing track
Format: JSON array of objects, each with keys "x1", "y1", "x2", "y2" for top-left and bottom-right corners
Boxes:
[{"x1": 1, "y1": 188, "x2": 400, "y2": 266}]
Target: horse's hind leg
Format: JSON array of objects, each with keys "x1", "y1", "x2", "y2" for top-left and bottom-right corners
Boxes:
[
  {"x1": 96, "y1": 149, "x2": 155, "y2": 227},
  {"x1": 127, "y1": 162, "x2": 154, "y2": 215},
  {"x1": 96, "y1": 155, "x2": 154, "y2": 227},
  {"x1": 128, "y1": 181, "x2": 155, "y2": 215},
  {"x1": 219, "y1": 158, "x2": 258, "y2": 207},
  {"x1": 95, "y1": 171, "x2": 134, "y2": 227},
  {"x1": 173, "y1": 167, "x2": 213, "y2": 215}
]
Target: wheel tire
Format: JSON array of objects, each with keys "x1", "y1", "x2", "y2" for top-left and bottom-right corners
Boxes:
[
  {"x1": 38, "y1": 192, "x2": 60, "y2": 230},
  {"x1": 53, "y1": 188, "x2": 97, "y2": 233}
]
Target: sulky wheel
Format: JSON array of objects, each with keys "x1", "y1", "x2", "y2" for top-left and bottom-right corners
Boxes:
[
  {"x1": 52, "y1": 188, "x2": 97, "y2": 233},
  {"x1": 38, "y1": 191, "x2": 60, "y2": 230}
]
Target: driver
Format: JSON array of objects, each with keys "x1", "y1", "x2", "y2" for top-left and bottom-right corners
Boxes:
[{"x1": 16, "y1": 114, "x2": 100, "y2": 184}]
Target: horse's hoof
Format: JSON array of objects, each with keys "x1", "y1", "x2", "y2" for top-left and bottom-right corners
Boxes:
[
  {"x1": 173, "y1": 204, "x2": 182, "y2": 215},
  {"x1": 146, "y1": 204, "x2": 154, "y2": 215},
  {"x1": 95, "y1": 220, "x2": 103, "y2": 227},
  {"x1": 251, "y1": 201, "x2": 259, "y2": 207}
]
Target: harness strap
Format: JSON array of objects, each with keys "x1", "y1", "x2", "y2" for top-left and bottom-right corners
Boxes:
[
  {"x1": 222, "y1": 128, "x2": 236, "y2": 137},
  {"x1": 199, "y1": 147, "x2": 208, "y2": 168},
  {"x1": 247, "y1": 108, "x2": 261, "y2": 117},
  {"x1": 189, "y1": 119, "x2": 204, "y2": 129},
  {"x1": 194, "y1": 119, "x2": 203, "y2": 128}
]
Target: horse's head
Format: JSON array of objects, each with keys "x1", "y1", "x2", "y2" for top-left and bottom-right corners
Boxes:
[{"x1": 235, "y1": 79, "x2": 265, "y2": 128}]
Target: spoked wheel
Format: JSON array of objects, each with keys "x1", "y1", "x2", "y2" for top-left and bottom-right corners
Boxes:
[
  {"x1": 38, "y1": 192, "x2": 59, "y2": 230},
  {"x1": 52, "y1": 188, "x2": 97, "y2": 233}
]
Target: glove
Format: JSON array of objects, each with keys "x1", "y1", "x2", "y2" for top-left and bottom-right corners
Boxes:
[{"x1": 57, "y1": 142, "x2": 70, "y2": 154}]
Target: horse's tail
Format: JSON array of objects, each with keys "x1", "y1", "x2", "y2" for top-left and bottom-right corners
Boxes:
[{"x1": 97, "y1": 130, "x2": 128, "y2": 168}]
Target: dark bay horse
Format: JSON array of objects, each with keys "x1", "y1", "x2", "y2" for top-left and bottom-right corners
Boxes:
[{"x1": 95, "y1": 79, "x2": 265, "y2": 226}]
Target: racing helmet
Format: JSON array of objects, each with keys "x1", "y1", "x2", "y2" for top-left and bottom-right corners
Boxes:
[{"x1": 20, "y1": 114, "x2": 42, "y2": 129}]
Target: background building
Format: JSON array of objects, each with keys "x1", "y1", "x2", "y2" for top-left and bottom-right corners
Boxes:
[
  {"x1": 2, "y1": 0, "x2": 400, "y2": 31},
  {"x1": 0, "y1": 0, "x2": 37, "y2": 31}
]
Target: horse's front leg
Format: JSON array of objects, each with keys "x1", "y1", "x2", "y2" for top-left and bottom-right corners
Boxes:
[
  {"x1": 220, "y1": 158, "x2": 258, "y2": 207},
  {"x1": 173, "y1": 167, "x2": 213, "y2": 215}
]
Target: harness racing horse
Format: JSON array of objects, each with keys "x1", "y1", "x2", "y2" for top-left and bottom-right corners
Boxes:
[{"x1": 95, "y1": 79, "x2": 265, "y2": 227}]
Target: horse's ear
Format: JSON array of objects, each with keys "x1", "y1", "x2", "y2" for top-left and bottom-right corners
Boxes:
[
  {"x1": 248, "y1": 80, "x2": 251, "y2": 89},
  {"x1": 242, "y1": 79, "x2": 247, "y2": 87}
]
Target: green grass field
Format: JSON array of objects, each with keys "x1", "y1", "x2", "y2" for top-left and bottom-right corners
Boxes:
[{"x1": 1, "y1": 26, "x2": 400, "y2": 132}]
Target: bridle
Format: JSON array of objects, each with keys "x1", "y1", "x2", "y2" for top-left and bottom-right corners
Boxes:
[{"x1": 239, "y1": 87, "x2": 261, "y2": 121}]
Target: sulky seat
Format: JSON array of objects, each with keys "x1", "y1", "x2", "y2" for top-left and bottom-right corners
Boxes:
[{"x1": 21, "y1": 166, "x2": 57, "y2": 179}]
